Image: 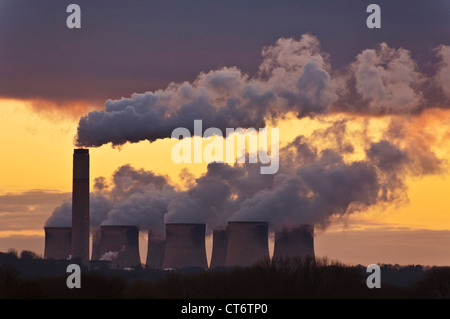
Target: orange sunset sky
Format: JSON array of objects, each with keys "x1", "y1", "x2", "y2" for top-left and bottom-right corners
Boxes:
[
  {"x1": 1, "y1": 1, "x2": 450, "y2": 267},
  {"x1": 1, "y1": 98, "x2": 450, "y2": 266}
]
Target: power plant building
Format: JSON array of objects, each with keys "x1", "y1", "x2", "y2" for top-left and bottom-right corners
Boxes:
[
  {"x1": 146, "y1": 230, "x2": 165, "y2": 269},
  {"x1": 225, "y1": 221, "x2": 269, "y2": 267},
  {"x1": 209, "y1": 227, "x2": 228, "y2": 269},
  {"x1": 44, "y1": 227, "x2": 72, "y2": 260},
  {"x1": 71, "y1": 149, "x2": 90, "y2": 265},
  {"x1": 91, "y1": 227, "x2": 102, "y2": 261},
  {"x1": 162, "y1": 223, "x2": 208, "y2": 270},
  {"x1": 272, "y1": 225, "x2": 315, "y2": 260},
  {"x1": 99, "y1": 225, "x2": 141, "y2": 268}
]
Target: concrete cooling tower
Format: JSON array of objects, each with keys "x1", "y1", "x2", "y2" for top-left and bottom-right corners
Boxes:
[
  {"x1": 209, "y1": 228, "x2": 228, "y2": 269},
  {"x1": 44, "y1": 227, "x2": 72, "y2": 260},
  {"x1": 91, "y1": 227, "x2": 101, "y2": 261},
  {"x1": 225, "y1": 222, "x2": 269, "y2": 267},
  {"x1": 71, "y1": 149, "x2": 90, "y2": 265},
  {"x1": 272, "y1": 225, "x2": 315, "y2": 260},
  {"x1": 162, "y1": 223, "x2": 208, "y2": 270},
  {"x1": 99, "y1": 225, "x2": 141, "y2": 268},
  {"x1": 146, "y1": 230, "x2": 165, "y2": 269}
]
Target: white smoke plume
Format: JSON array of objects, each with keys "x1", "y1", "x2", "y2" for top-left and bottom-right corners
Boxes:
[
  {"x1": 46, "y1": 35, "x2": 449, "y2": 237},
  {"x1": 75, "y1": 35, "x2": 449, "y2": 148},
  {"x1": 100, "y1": 251, "x2": 119, "y2": 261},
  {"x1": 75, "y1": 34, "x2": 338, "y2": 147}
]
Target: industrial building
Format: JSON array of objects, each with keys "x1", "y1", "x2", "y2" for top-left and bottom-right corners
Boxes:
[
  {"x1": 71, "y1": 149, "x2": 90, "y2": 265},
  {"x1": 225, "y1": 221, "x2": 269, "y2": 267},
  {"x1": 91, "y1": 227, "x2": 102, "y2": 261},
  {"x1": 43, "y1": 149, "x2": 317, "y2": 271},
  {"x1": 44, "y1": 227, "x2": 72, "y2": 260},
  {"x1": 272, "y1": 225, "x2": 315, "y2": 260},
  {"x1": 210, "y1": 227, "x2": 228, "y2": 269},
  {"x1": 146, "y1": 230, "x2": 165, "y2": 269},
  {"x1": 99, "y1": 225, "x2": 141, "y2": 268},
  {"x1": 162, "y1": 223, "x2": 208, "y2": 270}
]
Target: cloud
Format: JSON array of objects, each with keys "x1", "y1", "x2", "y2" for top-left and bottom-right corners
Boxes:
[
  {"x1": 74, "y1": 35, "x2": 339, "y2": 147},
  {"x1": 436, "y1": 45, "x2": 450, "y2": 100},
  {"x1": 0, "y1": 190, "x2": 70, "y2": 231},
  {"x1": 44, "y1": 165, "x2": 174, "y2": 237},
  {"x1": 75, "y1": 34, "x2": 450, "y2": 148},
  {"x1": 1, "y1": 1, "x2": 449, "y2": 115},
  {"x1": 346, "y1": 43, "x2": 425, "y2": 114}
]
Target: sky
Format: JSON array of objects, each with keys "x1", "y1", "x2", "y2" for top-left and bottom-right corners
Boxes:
[{"x1": 1, "y1": 0, "x2": 450, "y2": 266}]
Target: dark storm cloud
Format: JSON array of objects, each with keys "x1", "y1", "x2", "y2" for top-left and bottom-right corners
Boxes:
[{"x1": 0, "y1": 0, "x2": 449, "y2": 105}]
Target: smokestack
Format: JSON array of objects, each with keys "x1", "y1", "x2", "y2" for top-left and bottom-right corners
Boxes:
[
  {"x1": 162, "y1": 223, "x2": 208, "y2": 270},
  {"x1": 44, "y1": 227, "x2": 72, "y2": 260},
  {"x1": 71, "y1": 149, "x2": 90, "y2": 265},
  {"x1": 91, "y1": 227, "x2": 101, "y2": 261},
  {"x1": 99, "y1": 225, "x2": 141, "y2": 268},
  {"x1": 146, "y1": 230, "x2": 165, "y2": 269},
  {"x1": 210, "y1": 228, "x2": 228, "y2": 269},
  {"x1": 273, "y1": 225, "x2": 315, "y2": 260},
  {"x1": 225, "y1": 221, "x2": 269, "y2": 267}
]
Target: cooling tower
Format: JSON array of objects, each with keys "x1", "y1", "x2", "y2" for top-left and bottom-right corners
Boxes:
[
  {"x1": 44, "y1": 227, "x2": 72, "y2": 260},
  {"x1": 225, "y1": 221, "x2": 269, "y2": 267},
  {"x1": 99, "y1": 225, "x2": 141, "y2": 268},
  {"x1": 273, "y1": 225, "x2": 315, "y2": 260},
  {"x1": 146, "y1": 230, "x2": 165, "y2": 269},
  {"x1": 91, "y1": 227, "x2": 101, "y2": 261},
  {"x1": 162, "y1": 223, "x2": 208, "y2": 270},
  {"x1": 71, "y1": 149, "x2": 90, "y2": 265},
  {"x1": 209, "y1": 228, "x2": 228, "y2": 269}
]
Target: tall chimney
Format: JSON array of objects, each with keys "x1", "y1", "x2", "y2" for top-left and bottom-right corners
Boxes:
[
  {"x1": 44, "y1": 227, "x2": 72, "y2": 260},
  {"x1": 146, "y1": 230, "x2": 165, "y2": 269},
  {"x1": 210, "y1": 227, "x2": 228, "y2": 269},
  {"x1": 273, "y1": 225, "x2": 315, "y2": 260},
  {"x1": 225, "y1": 221, "x2": 269, "y2": 267},
  {"x1": 162, "y1": 223, "x2": 208, "y2": 270},
  {"x1": 71, "y1": 149, "x2": 90, "y2": 265}
]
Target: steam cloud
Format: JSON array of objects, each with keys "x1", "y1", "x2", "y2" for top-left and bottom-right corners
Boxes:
[
  {"x1": 46, "y1": 35, "x2": 448, "y2": 236},
  {"x1": 75, "y1": 35, "x2": 449, "y2": 148},
  {"x1": 46, "y1": 118, "x2": 444, "y2": 235}
]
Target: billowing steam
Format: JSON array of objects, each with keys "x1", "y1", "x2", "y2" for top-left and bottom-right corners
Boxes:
[
  {"x1": 75, "y1": 35, "x2": 450, "y2": 148},
  {"x1": 46, "y1": 118, "x2": 444, "y2": 235},
  {"x1": 46, "y1": 34, "x2": 448, "y2": 236},
  {"x1": 100, "y1": 251, "x2": 119, "y2": 262}
]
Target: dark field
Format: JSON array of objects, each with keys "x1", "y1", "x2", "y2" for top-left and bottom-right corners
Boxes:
[{"x1": 0, "y1": 250, "x2": 449, "y2": 299}]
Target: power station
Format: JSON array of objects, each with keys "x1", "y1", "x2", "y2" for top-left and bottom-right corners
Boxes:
[
  {"x1": 225, "y1": 221, "x2": 270, "y2": 267},
  {"x1": 43, "y1": 149, "x2": 316, "y2": 270},
  {"x1": 44, "y1": 227, "x2": 72, "y2": 260},
  {"x1": 146, "y1": 230, "x2": 165, "y2": 269},
  {"x1": 210, "y1": 227, "x2": 228, "y2": 269},
  {"x1": 71, "y1": 149, "x2": 90, "y2": 265},
  {"x1": 91, "y1": 227, "x2": 102, "y2": 261},
  {"x1": 99, "y1": 225, "x2": 141, "y2": 268},
  {"x1": 162, "y1": 223, "x2": 208, "y2": 270},
  {"x1": 272, "y1": 225, "x2": 315, "y2": 260}
]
